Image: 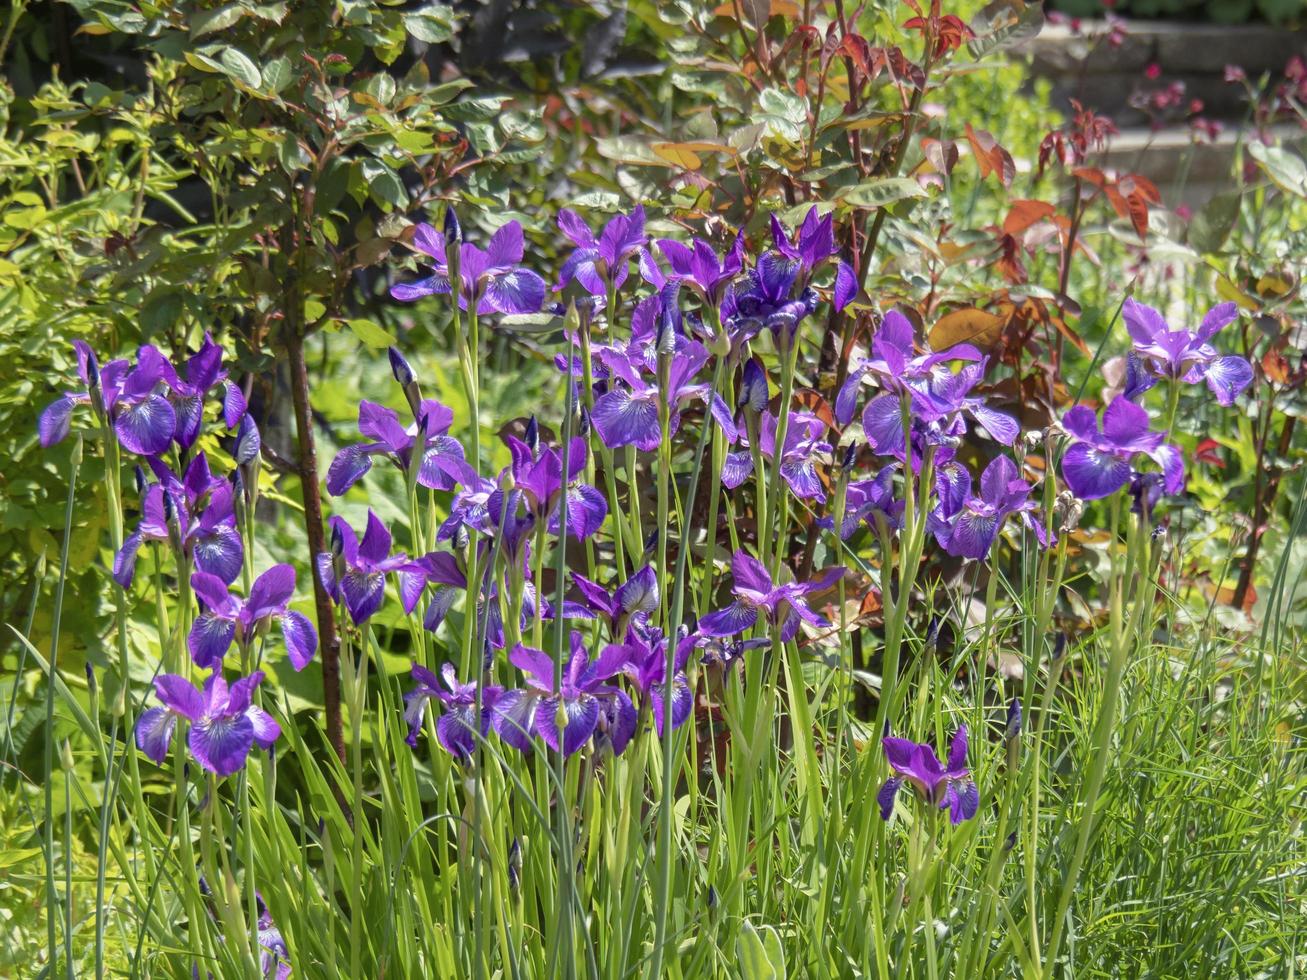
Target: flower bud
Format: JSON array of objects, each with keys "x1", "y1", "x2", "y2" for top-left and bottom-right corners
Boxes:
[
  {"x1": 134, "y1": 465, "x2": 148, "y2": 499},
  {"x1": 330, "y1": 522, "x2": 345, "y2": 559},
  {"x1": 655, "y1": 307, "x2": 677, "y2": 358},
  {"x1": 643, "y1": 529, "x2": 658, "y2": 559},
  {"x1": 739, "y1": 359, "x2": 769, "y2": 415},
  {"x1": 507, "y1": 838, "x2": 521, "y2": 891},
  {"x1": 443, "y1": 204, "x2": 462, "y2": 244},
  {"x1": 85, "y1": 349, "x2": 100, "y2": 392},
  {"x1": 85, "y1": 662, "x2": 97, "y2": 701},
  {"x1": 235, "y1": 415, "x2": 261, "y2": 466},
  {"x1": 1005, "y1": 698, "x2": 1022, "y2": 741},
  {"x1": 388, "y1": 347, "x2": 415, "y2": 387},
  {"x1": 578, "y1": 404, "x2": 591, "y2": 438},
  {"x1": 840, "y1": 441, "x2": 859, "y2": 472},
  {"x1": 453, "y1": 523, "x2": 470, "y2": 552},
  {"x1": 524, "y1": 415, "x2": 539, "y2": 456}
]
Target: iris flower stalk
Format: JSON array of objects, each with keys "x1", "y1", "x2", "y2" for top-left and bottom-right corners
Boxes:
[{"x1": 1045, "y1": 487, "x2": 1155, "y2": 969}]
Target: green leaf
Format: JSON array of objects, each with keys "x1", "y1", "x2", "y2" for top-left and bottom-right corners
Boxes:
[
  {"x1": 366, "y1": 71, "x2": 396, "y2": 106},
  {"x1": 404, "y1": 8, "x2": 455, "y2": 43},
  {"x1": 219, "y1": 46, "x2": 263, "y2": 90},
  {"x1": 1188, "y1": 189, "x2": 1242, "y2": 254},
  {"x1": 360, "y1": 159, "x2": 408, "y2": 209},
  {"x1": 190, "y1": 4, "x2": 246, "y2": 37},
  {"x1": 347, "y1": 318, "x2": 397, "y2": 348},
  {"x1": 1248, "y1": 142, "x2": 1307, "y2": 198},
  {"x1": 839, "y1": 178, "x2": 926, "y2": 208},
  {"x1": 262, "y1": 56, "x2": 294, "y2": 95},
  {"x1": 737, "y1": 922, "x2": 786, "y2": 980}
]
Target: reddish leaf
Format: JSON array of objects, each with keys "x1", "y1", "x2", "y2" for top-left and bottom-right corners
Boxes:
[
  {"x1": 1003, "y1": 199, "x2": 1056, "y2": 235},
  {"x1": 965, "y1": 123, "x2": 1015, "y2": 187}
]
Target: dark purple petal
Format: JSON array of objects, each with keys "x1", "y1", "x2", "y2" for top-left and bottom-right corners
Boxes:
[
  {"x1": 192, "y1": 527, "x2": 244, "y2": 585},
  {"x1": 947, "y1": 725, "x2": 968, "y2": 771},
  {"x1": 189, "y1": 713, "x2": 255, "y2": 776},
  {"x1": 189, "y1": 614, "x2": 237, "y2": 670},
  {"x1": 417, "y1": 436, "x2": 468, "y2": 491},
  {"x1": 246, "y1": 706, "x2": 280, "y2": 749},
  {"x1": 486, "y1": 220, "x2": 525, "y2": 268},
  {"x1": 135, "y1": 707, "x2": 176, "y2": 764},
  {"x1": 153, "y1": 674, "x2": 206, "y2": 721},
  {"x1": 281, "y1": 611, "x2": 317, "y2": 670},
  {"x1": 1151, "y1": 443, "x2": 1186, "y2": 495},
  {"x1": 877, "y1": 777, "x2": 902, "y2": 820},
  {"x1": 223, "y1": 382, "x2": 247, "y2": 429},
  {"x1": 945, "y1": 510, "x2": 1000, "y2": 560},
  {"x1": 780, "y1": 458, "x2": 826, "y2": 502},
  {"x1": 391, "y1": 275, "x2": 451, "y2": 302},
  {"x1": 422, "y1": 586, "x2": 460, "y2": 632},
  {"x1": 358, "y1": 510, "x2": 393, "y2": 567},
  {"x1": 547, "y1": 484, "x2": 608, "y2": 540},
  {"x1": 327, "y1": 445, "x2": 376, "y2": 496},
  {"x1": 833, "y1": 260, "x2": 856, "y2": 312},
  {"x1": 615, "y1": 565, "x2": 659, "y2": 615},
  {"x1": 436, "y1": 704, "x2": 481, "y2": 758},
  {"x1": 412, "y1": 222, "x2": 447, "y2": 261},
  {"x1": 1123, "y1": 298, "x2": 1166, "y2": 344},
  {"x1": 862, "y1": 395, "x2": 905, "y2": 457},
  {"x1": 483, "y1": 269, "x2": 546, "y2": 315},
  {"x1": 1202, "y1": 355, "x2": 1253, "y2": 406},
  {"x1": 1101, "y1": 396, "x2": 1151, "y2": 448},
  {"x1": 650, "y1": 678, "x2": 693, "y2": 736},
  {"x1": 39, "y1": 396, "x2": 76, "y2": 447},
  {"x1": 492, "y1": 689, "x2": 538, "y2": 751},
  {"x1": 557, "y1": 209, "x2": 597, "y2": 248},
  {"x1": 536, "y1": 694, "x2": 599, "y2": 756},
  {"x1": 1061, "y1": 405, "x2": 1101, "y2": 443},
  {"x1": 113, "y1": 531, "x2": 143, "y2": 589},
  {"x1": 591, "y1": 388, "x2": 660, "y2": 450},
  {"x1": 248, "y1": 564, "x2": 296, "y2": 622},
  {"x1": 1061, "y1": 444, "x2": 1131, "y2": 500},
  {"x1": 697, "y1": 601, "x2": 758, "y2": 638},
  {"x1": 358, "y1": 401, "x2": 409, "y2": 451},
  {"x1": 730, "y1": 551, "x2": 774, "y2": 595},
  {"x1": 340, "y1": 570, "x2": 386, "y2": 624},
  {"x1": 115, "y1": 395, "x2": 177, "y2": 456},
  {"x1": 602, "y1": 690, "x2": 639, "y2": 755},
  {"x1": 1195, "y1": 301, "x2": 1238, "y2": 342},
  {"x1": 969, "y1": 404, "x2": 1019, "y2": 445}
]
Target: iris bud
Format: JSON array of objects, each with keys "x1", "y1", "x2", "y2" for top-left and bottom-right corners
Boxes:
[
  {"x1": 235, "y1": 415, "x2": 260, "y2": 465},
  {"x1": 524, "y1": 415, "x2": 539, "y2": 456},
  {"x1": 388, "y1": 347, "x2": 415, "y2": 387},
  {"x1": 443, "y1": 204, "x2": 462, "y2": 244},
  {"x1": 739, "y1": 359, "x2": 768, "y2": 415}
]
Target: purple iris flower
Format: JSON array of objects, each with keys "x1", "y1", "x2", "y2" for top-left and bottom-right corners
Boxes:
[
  {"x1": 492, "y1": 632, "x2": 637, "y2": 757},
  {"x1": 257, "y1": 902, "x2": 292, "y2": 980},
  {"x1": 40, "y1": 342, "x2": 178, "y2": 456},
  {"x1": 1123, "y1": 299, "x2": 1252, "y2": 406},
  {"x1": 721, "y1": 410, "x2": 832, "y2": 502},
  {"x1": 770, "y1": 206, "x2": 837, "y2": 271},
  {"x1": 835, "y1": 310, "x2": 983, "y2": 426},
  {"x1": 590, "y1": 339, "x2": 737, "y2": 451},
  {"x1": 610, "y1": 623, "x2": 694, "y2": 735},
  {"x1": 316, "y1": 511, "x2": 409, "y2": 624},
  {"x1": 860, "y1": 359, "x2": 1018, "y2": 463},
  {"x1": 767, "y1": 205, "x2": 858, "y2": 313},
  {"x1": 819, "y1": 465, "x2": 904, "y2": 540},
  {"x1": 505, "y1": 434, "x2": 607, "y2": 540},
  {"x1": 929, "y1": 455, "x2": 1050, "y2": 560},
  {"x1": 154, "y1": 334, "x2": 247, "y2": 450},
  {"x1": 723, "y1": 252, "x2": 819, "y2": 341},
  {"x1": 326, "y1": 398, "x2": 470, "y2": 496},
  {"x1": 652, "y1": 233, "x2": 745, "y2": 307},
  {"x1": 114, "y1": 454, "x2": 243, "y2": 588},
  {"x1": 187, "y1": 564, "x2": 318, "y2": 671},
  {"x1": 878, "y1": 725, "x2": 979, "y2": 825},
  {"x1": 697, "y1": 550, "x2": 844, "y2": 643},
  {"x1": 1060, "y1": 396, "x2": 1184, "y2": 501},
  {"x1": 438, "y1": 471, "x2": 498, "y2": 542},
  {"x1": 135, "y1": 671, "x2": 280, "y2": 777},
  {"x1": 570, "y1": 564, "x2": 660, "y2": 635},
  {"x1": 390, "y1": 220, "x2": 546, "y2": 315},
  {"x1": 403, "y1": 662, "x2": 503, "y2": 756},
  {"x1": 555, "y1": 206, "x2": 647, "y2": 295}
]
